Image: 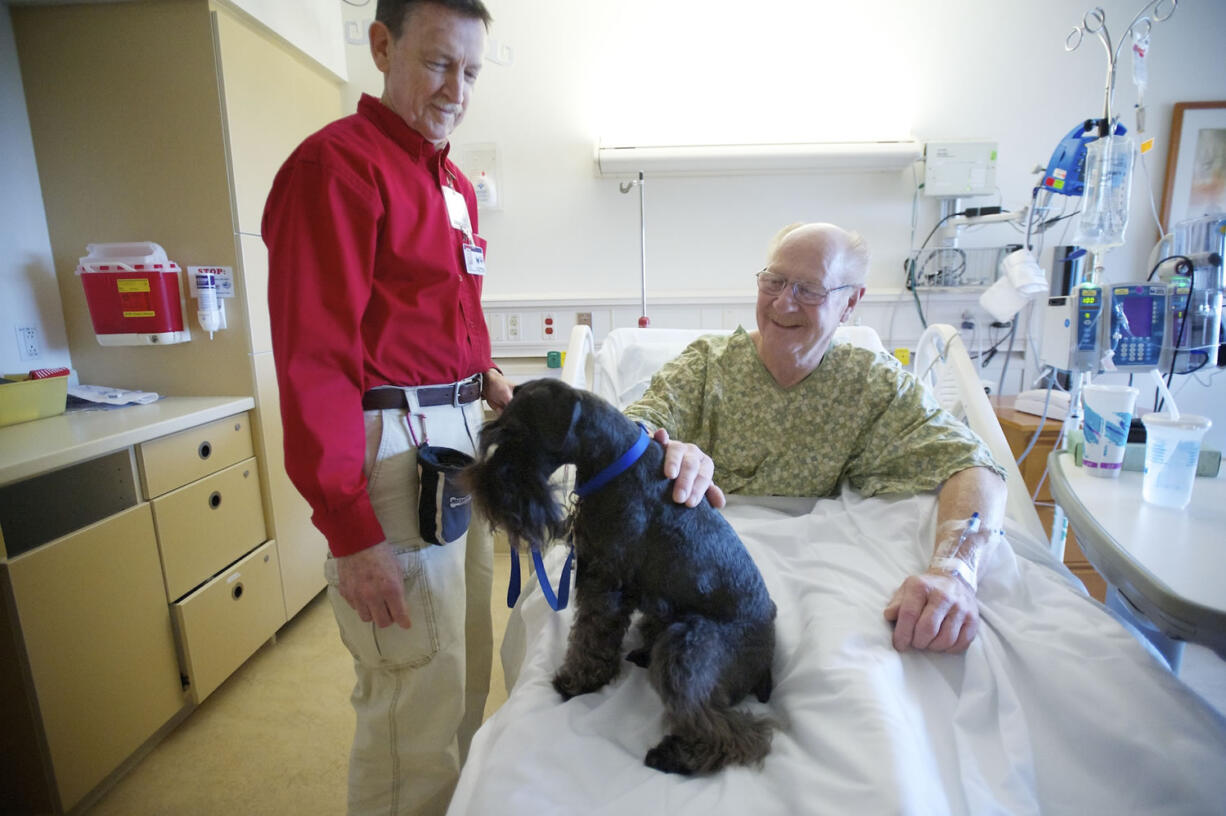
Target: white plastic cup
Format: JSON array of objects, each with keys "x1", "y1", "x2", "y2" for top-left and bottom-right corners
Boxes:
[
  {"x1": 1081, "y1": 384, "x2": 1139, "y2": 478},
  {"x1": 1140, "y1": 412, "x2": 1212, "y2": 509}
]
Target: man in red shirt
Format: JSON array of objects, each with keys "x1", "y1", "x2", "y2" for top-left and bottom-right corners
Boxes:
[{"x1": 262, "y1": 1, "x2": 511, "y2": 813}]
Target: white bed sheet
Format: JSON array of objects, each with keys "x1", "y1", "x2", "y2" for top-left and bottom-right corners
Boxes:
[{"x1": 451, "y1": 489, "x2": 1226, "y2": 815}]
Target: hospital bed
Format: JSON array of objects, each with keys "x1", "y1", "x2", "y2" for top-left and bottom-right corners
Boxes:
[{"x1": 450, "y1": 324, "x2": 1226, "y2": 816}]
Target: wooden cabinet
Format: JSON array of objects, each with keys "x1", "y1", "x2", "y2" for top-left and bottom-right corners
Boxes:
[
  {"x1": 4, "y1": 505, "x2": 185, "y2": 813},
  {"x1": 993, "y1": 398, "x2": 1107, "y2": 601},
  {"x1": 11, "y1": 0, "x2": 339, "y2": 627},
  {"x1": 138, "y1": 412, "x2": 284, "y2": 703},
  {"x1": 0, "y1": 400, "x2": 284, "y2": 813}
]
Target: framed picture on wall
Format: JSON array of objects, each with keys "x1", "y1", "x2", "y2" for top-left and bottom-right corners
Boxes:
[{"x1": 1159, "y1": 100, "x2": 1226, "y2": 234}]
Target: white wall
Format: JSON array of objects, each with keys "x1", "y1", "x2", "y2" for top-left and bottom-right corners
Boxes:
[
  {"x1": 340, "y1": 0, "x2": 1226, "y2": 299},
  {"x1": 0, "y1": 1, "x2": 71, "y2": 376},
  {"x1": 220, "y1": 0, "x2": 346, "y2": 79}
]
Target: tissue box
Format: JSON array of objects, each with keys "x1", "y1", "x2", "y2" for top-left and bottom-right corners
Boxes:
[{"x1": 0, "y1": 374, "x2": 69, "y2": 427}]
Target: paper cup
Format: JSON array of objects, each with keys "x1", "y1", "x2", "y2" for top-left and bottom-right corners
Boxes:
[
  {"x1": 1140, "y1": 413, "x2": 1212, "y2": 509},
  {"x1": 1081, "y1": 384, "x2": 1138, "y2": 477}
]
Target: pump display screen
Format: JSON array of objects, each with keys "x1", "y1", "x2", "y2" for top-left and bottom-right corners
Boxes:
[
  {"x1": 1110, "y1": 285, "x2": 1166, "y2": 368},
  {"x1": 1121, "y1": 296, "x2": 1153, "y2": 336}
]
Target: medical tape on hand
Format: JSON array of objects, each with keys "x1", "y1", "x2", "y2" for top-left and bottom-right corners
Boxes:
[{"x1": 929, "y1": 516, "x2": 1004, "y2": 591}]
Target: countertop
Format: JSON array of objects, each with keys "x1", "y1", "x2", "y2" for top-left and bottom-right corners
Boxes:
[{"x1": 0, "y1": 396, "x2": 256, "y2": 487}]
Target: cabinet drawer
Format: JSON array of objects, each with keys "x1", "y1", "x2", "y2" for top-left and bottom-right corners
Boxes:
[
  {"x1": 138, "y1": 413, "x2": 254, "y2": 498},
  {"x1": 153, "y1": 458, "x2": 267, "y2": 601},
  {"x1": 173, "y1": 539, "x2": 285, "y2": 704}
]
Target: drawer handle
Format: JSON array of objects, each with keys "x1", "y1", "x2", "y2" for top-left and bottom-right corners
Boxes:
[
  {"x1": 209, "y1": 491, "x2": 223, "y2": 510},
  {"x1": 198, "y1": 441, "x2": 212, "y2": 460},
  {"x1": 232, "y1": 582, "x2": 244, "y2": 601}
]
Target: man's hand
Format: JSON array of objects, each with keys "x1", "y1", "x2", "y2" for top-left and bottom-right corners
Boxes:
[
  {"x1": 483, "y1": 368, "x2": 514, "y2": 413},
  {"x1": 335, "y1": 541, "x2": 411, "y2": 629},
  {"x1": 883, "y1": 571, "x2": 979, "y2": 653},
  {"x1": 652, "y1": 427, "x2": 726, "y2": 509}
]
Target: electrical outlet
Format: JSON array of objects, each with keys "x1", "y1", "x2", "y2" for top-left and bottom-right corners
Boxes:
[
  {"x1": 576, "y1": 311, "x2": 592, "y2": 328},
  {"x1": 542, "y1": 312, "x2": 556, "y2": 340},
  {"x1": 16, "y1": 326, "x2": 40, "y2": 360},
  {"x1": 506, "y1": 313, "x2": 522, "y2": 342}
]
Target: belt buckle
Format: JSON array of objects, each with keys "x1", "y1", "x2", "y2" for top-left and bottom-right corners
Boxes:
[{"x1": 454, "y1": 373, "x2": 482, "y2": 407}]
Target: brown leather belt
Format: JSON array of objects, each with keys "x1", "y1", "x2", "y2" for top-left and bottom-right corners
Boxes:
[{"x1": 362, "y1": 376, "x2": 482, "y2": 410}]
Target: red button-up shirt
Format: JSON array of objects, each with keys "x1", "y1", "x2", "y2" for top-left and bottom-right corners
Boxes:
[{"x1": 263, "y1": 94, "x2": 494, "y2": 556}]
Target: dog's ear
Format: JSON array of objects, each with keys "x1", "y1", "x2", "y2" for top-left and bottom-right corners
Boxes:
[
  {"x1": 534, "y1": 384, "x2": 581, "y2": 452},
  {"x1": 510, "y1": 380, "x2": 582, "y2": 453}
]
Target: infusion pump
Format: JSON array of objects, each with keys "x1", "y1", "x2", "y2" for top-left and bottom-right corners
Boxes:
[{"x1": 1041, "y1": 282, "x2": 1172, "y2": 372}]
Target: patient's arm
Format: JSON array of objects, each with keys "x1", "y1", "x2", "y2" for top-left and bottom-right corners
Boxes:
[{"x1": 883, "y1": 466, "x2": 1006, "y2": 653}]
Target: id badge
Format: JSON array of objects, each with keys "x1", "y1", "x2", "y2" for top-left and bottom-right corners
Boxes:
[
  {"x1": 442, "y1": 186, "x2": 473, "y2": 241},
  {"x1": 463, "y1": 243, "x2": 486, "y2": 276}
]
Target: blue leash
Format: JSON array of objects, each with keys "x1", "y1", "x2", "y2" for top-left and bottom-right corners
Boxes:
[{"x1": 506, "y1": 425, "x2": 650, "y2": 611}]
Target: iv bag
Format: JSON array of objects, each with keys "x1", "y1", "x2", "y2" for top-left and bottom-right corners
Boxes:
[{"x1": 1073, "y1": 134, "x2": 1135, "y2": 253}]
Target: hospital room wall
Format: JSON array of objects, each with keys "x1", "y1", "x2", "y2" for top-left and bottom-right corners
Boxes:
[
  {"x1": 341, "y1": 0, "x2": 1226, "y2": 299},
  {"x1": 0, "y1": 4, "x2": 70, "y2": 377},
  {"x1": 339, "y1": 0, "x2": 1226, "y2": 449}
]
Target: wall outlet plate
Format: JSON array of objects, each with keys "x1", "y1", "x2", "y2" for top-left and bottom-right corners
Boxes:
[{"x1": 16, "y1": 326, "x2": 40, "y2": 360}]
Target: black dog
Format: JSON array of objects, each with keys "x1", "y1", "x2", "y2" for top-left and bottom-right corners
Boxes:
[{"x1": 465, "y1": 378, "x2": 777, "y2": 775}]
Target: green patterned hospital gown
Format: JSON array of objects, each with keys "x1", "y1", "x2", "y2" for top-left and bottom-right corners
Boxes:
[{"x1": 624, "y1": 328, "x2": 1003, "y2": 497}]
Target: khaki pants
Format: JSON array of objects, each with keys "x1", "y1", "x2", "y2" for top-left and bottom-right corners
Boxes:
[{"x1": 326, "y1": 395, "x2": 492, "y2": 816}]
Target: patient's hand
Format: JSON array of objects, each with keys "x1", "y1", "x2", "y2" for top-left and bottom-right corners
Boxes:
[
  {"x1": 652, "y1": 428, "x2": 726, "y2": 509},
  {"x1": 883, "y1": 572, "x2": 979, "y2": 653}
]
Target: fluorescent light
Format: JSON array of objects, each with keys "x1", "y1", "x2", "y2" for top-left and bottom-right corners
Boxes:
[{"x1": 595, "y1": 141, "x2": 922, "y2": 177}]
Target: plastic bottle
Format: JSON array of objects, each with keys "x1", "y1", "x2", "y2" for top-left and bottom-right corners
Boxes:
[
  {"x1": 196, "y1": 272, "x2": 221, "y2": 339},
  {"x1": 474, "y1": 171, "x2": 498, "y2": 208}
]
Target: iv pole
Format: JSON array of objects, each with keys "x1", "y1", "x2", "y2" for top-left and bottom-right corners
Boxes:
[
  {"x1": 1047, "y1": 0, "x2": 1177, "y2": 557},
  {"x1": 620, "y1": 171, "x2": 650, "y2": 327}
]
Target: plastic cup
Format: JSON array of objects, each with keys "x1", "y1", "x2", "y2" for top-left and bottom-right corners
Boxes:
[
  {"x1": 1081, "y1": 384, "x2": 1138, "y2": 478},
  {"x1": 1140, "y1": 412, "x2": 1212, "y2": 509}
]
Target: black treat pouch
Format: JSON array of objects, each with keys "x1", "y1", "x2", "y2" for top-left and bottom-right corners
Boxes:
[{"x1": 417, "y1": 445, "x2": 475, "y2": 546}]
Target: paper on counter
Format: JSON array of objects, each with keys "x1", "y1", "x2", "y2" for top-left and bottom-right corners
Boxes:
[{"x1": 69, "y1": 384, "x2": 160, "y2": 406}]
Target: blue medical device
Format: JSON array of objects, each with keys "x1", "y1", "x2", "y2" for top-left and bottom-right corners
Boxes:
[
  {"x1": 1107, "y1": 283, "x2": 1168, "y2": 370},
  {"x1": 1040, "y1": 119, "x2": 1127, "y2": 197}
]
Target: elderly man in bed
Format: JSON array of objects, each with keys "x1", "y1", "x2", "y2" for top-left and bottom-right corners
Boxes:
[{"x1": 628, "y1": 222, "x2": 1007, "y2": 655}]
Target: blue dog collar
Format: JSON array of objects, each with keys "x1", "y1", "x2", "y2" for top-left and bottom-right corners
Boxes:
[{"x1": 574, "y1": 423, "x2": 651, "y2": 498}]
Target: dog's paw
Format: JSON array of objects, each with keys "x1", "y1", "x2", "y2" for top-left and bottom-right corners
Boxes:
[
  {"x1": 644, "y1": 736, "x2": 696, "y2": 776},
  {"x1": 625, "y1": 647, "x2": 651, "y2": 668},
  {"x1": 551, "y1": 674, "x2": 579, "y2": 701},
  {"x1": 552, "y1": 669, "x2": 608, "y2": 701}
]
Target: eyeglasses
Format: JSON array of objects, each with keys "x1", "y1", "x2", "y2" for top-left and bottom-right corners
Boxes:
[{"x1": 755, "y1": 270, "x2": 855, "y2": 305}]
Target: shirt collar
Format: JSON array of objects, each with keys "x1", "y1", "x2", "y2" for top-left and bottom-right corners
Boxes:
[{"x1": 358, "y1": 93, "x2": 451, "y2": 165}]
